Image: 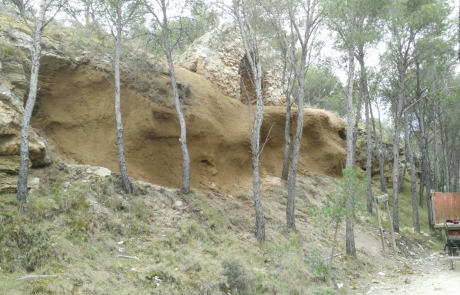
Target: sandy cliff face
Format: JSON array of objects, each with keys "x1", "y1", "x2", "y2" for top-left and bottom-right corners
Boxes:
[
  {"x1": 0, "y1": 12, "x2": 348, "y2": 194},
  {"x1": 31, "y1": 64, "x2": 346, "y2": 194}
]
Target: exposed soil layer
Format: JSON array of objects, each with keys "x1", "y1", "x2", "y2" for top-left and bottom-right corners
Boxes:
[{"x1": 32, "y1": 65, "x2": 346, "y2": 194}]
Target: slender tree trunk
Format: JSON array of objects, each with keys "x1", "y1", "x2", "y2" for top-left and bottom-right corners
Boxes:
[
  {"x1": 418, "y1": 106, "x2": 433, "y2": 228},
  {"x1": 370, "y1": 100, "x2": 388, "y2": 193},
  {"x1": 440, "y1": 169, "x2": 445, "y2": 193},
  {"x1": 17, "y1": 0, "x2": 47, "y2": 205},
  {"x1": 286, "y1": 61, "x2": 305, "y2": 230},
  {"x1": 281, "y1": 98, "x2": 292, "y2": 181},
  {"x1": 251, "y1": 91, "x2": 266, "y2": 240},
  {"x1": 160, "y1": 0, "x2": 190, "y2": 194},
  {"x1": 440, "y1": 122, "x2": 450, "y2": 192},
  {"x1": 452, "y1": 153, "x2": 457, "y2": 192},
  {"x1": 285, "y1": 1, "x2": 319, "y2": 229},
  {"x1": 328, "y1": 221, "x2": 340, "y2": 291},
  {"x1": 433, "y1": 101, "x2": 439, "y2": 192},
  {"x1": 415, "y1": 63, "x2": 424, "y2": 206},
  {"x1": 281, "y1": 50, "x2": 293, "y2": 181},
  {"x1": 364, "y1": 99, "x2": 373, "y2": 213},
  {"x1": 444, "y1": 143, "x2": 450, "y2": 192},
  {"x1": 358, "y1": 54, "x2": 372, "y2": 213},
  {"x1": 351, "y1": 95, "x2": 362, "y2": 167},
  {"x1": 458, "y1": 142, "x2": 460, "y2": 191},
  {"x1": 404, "y1": 113, "x2": 419, "y2": 232},
  {"x1": 235, "y1": 1, "x2": 266, "y2": 240},
  {"x1": 392, "y1": 63, "x2": 405, "y2": 234},
  {"x1": 419, "y1": 167, "x2": 424, "y2": 207},
  {"x1": 345, "y1": 48, "x2": 356, "y2": 256},
  {"x1": 399, "y1": 154, "x2": 407, "y2": 193},
  {"x1": 458, "y1": 0, "x2": 460, "y2": 60},
  {"x1": 114, "y1": 4, "x2": 133, "y2": 194}
]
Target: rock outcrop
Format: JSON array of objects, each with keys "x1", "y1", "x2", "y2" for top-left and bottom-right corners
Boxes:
[
  {"x1": 0, "y1": 57, "x2": 51, "y2": 192},
  {"x1": 176, "y1": 23, "x2": 285, "y2": 106},
  {"x1": 354, "y1": 127, "x2": 414, "y2": 188},
  {"x1": 0, "y1": 12, "x2": 76, "y2": 192}
]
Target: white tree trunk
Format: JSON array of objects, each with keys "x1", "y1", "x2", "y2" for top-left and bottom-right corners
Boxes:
[
  {"x1": 251, "y1": 84, "x2": 266, "y2": 240},
  {"x1": 370, "y1": 101, "x2": 388, "y2": 193},
  {"x1": 114, "y1": 2, "x2": 133, "y2": 194},
  {"x1": 17, "y1": 0, "x2": 47, "y2": 204},
  {"x1": 392, "y1": 71, "x2": 405, "y2": 233},
  {"x1": 281, "y1": 95, "x2": 292, "y2": 181},
  {"x1": 235, "y1": 0, "x2": 265, "y2": 240},
  {"x1": 286, "y1": 63, "x2": 305, "y2": 230},
  {"x1": 358, "y1": 54, "x2": 373, "y2": 213},
  {"x1": 160, "y1": 0, "x2": 190, "y2": 194},
  {"x1": 404, "y1": 113, "x2": 419, "y2": 232},
  {"x1": 418, "y1": 106, "x2": 433, "y2": 228},
  {"x1": 345, "y1": 48, "x2": 356, "y2": 256},
  {"x1": 457, "y1": 130, "x2": 460, "y2": 191},
  {"x1": 433, "y1": 101, "x2": 439, "y2": 191},
  {"x1": 365, "y1": 97, "x2": 373, "y2": 213}
]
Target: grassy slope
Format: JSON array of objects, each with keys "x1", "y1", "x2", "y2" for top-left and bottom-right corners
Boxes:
[
  {"x1": 0, "y1": 163, "x2": 341, "y2": 294},
  {"x1": 0, "y1": 162, "x2": 443, "y2": 295}
]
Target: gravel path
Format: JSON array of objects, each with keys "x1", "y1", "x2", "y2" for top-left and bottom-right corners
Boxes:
[{"x1": 363, "y1": 252, "x2": 460, "y2": 294}]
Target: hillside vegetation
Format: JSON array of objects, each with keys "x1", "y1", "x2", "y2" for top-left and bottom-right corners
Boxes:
[
  {"x1": 0, "y1": 4, "x2": 448, "y2": 294},
  {"x1": 0, "y1": 159, "x2": 440, "y2": 294}
]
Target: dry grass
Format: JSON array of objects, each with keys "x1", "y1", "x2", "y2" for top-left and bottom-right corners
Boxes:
[
  {"x1": 0, "y1": 163, "x2": 345, "y2": 294},
  {"x1": 0, "y1": 162, "x2": 444, "y2": 294}
]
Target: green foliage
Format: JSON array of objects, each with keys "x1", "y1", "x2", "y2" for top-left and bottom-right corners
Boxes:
[
  {"x1": 322, "y1": 0, "x2": 388, "y2": 50},
  {"x1": 138, "y1": 0, "x2": 219, "y2": 56},
  {"x1": 306, "y1": 251, "x2": 329, "y2": 276},
  {"x1": 314, "y1": 168, "x2": 367, "y2": 226},
  {"x1": 261, "y1": 238, "x2": 320, "y2": 294},
  {"x1": 313, "y1": 289, "x2": 335, "y2": 295},
  {"x1": 0, "y1": 213, "x2": 54, "y2": 272},
  {"x1": 60, "y1": 21, "x2": 114, "y2": 54},
  {"x1": 176, "y1": 0, "x2": 219, "y2": 52},
  {"x1": 0, "y1": 40, "x2": 16, "y2": 59},
  {"x1": 303, "y1": 63, "x2": 344, "y2": 115},
  {"x1": 222, "y1": 258, "x2": 254, "y2": 295}
]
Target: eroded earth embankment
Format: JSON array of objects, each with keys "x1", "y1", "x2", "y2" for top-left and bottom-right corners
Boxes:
[{"x1": 31, "y1": 65, "x2": 346, "y2": 194}]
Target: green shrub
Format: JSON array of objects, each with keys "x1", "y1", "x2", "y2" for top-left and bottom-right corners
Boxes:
[
  {"x1": 0, "y1": 40, "x2": 16, "y2": 60},
  {"x1": 222, "y1": 259, "x2": 254, "y2": 295},
  {"x1": 307, "y1": 251, "x2": 329, "y2": 276},
  {"x1": 0, "y1": 215, "x2": 53, "y2": 272}
]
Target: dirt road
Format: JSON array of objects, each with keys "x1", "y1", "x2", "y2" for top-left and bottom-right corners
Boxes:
[{"x1": 363, "y1": 252, "x2": 460, "y2": 294}]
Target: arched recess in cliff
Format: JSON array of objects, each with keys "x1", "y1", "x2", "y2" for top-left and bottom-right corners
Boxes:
[{"x1": 239, "y1": 53, "x2": 268, "y2": 105}]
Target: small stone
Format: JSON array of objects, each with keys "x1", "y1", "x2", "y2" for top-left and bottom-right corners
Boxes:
[
  {"x1": 173, "y1": 201, "x2": 183, "y2": 210},
  {"x1": 30, "y1": 177, "x2": 40, "y2": 188}
]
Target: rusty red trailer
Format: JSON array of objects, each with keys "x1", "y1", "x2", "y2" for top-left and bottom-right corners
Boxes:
[
  {"x1": 430, "y1": 191, "x2": 460, "y2": 257},
  {"x1": 429, "y1": 191, "x2": 460, "y2": 225}
]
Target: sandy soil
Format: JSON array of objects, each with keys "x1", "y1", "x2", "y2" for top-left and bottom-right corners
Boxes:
[{"x1": 32, "y1": 64, "x2": 346, "y2": 195}]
